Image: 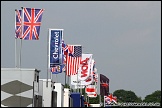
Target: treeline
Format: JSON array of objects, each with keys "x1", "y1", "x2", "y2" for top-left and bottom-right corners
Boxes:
[
  {"x1": 90, "y1": 89, "x2": 161, "y2": 106},
  {"x1": 64, "y1": 84, "x2": 161, "y2": 106}
]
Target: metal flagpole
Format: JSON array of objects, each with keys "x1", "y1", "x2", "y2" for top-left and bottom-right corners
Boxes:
[
  {"x1": 55, "y1": 74, "x2": 57, "y2": 83},
  {"x1": 19, "y1": 39, "x2": 22, "y2": 68},
  {"x1": 100, "y1": 95, "x2": 101, "y2": 106},
  {"x1": 80, "y1": 86, "x2": 82, "y2": 95},
  {"x1": 19, "y1": 7, "x2": 24, "y2": 69},
  {"x1": 77, "y1": 72, "x2": 79, "y2": 92},
  {"x1": 67, "y1": 75, "x2": 69, "y2": 86},
  {"x1": 62, "y1": 34, "x2": 66, "y2": 86},
  {"x1": 15, "y1": 38, "x2": 17, "y2": 68},
  {"x1": 46, "y1": 29, "x2": 49, "y2": 87},
  {"x1": 64, "y1": 71, "x2": 66, "y2": 86},
  {"x1": 15, "y1": 9, "x2": 18, "y2": 68},
  {"x1": 103, "y1": 95, "x2": 105, "y2": 107}
]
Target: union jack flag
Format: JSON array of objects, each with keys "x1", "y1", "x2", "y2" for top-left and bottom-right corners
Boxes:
[
  {"x1": 105, "y1": 94, "x2": 117, "y2": 104},
  {"x1": 62, "y1": 40, "x2": 67, "y2": 72},
  {"x1": 104, "y1": 96, "x2": 111, "y2": 104},
  {"x1": 21, "y1": 8, "x2": 44, "y2": 40},
  {"x1": 15, "y1": 9, "x2": 22, "y2": 38},
  {"x1": 66, "y1": 45, "x2": 82, "y2": 76}
]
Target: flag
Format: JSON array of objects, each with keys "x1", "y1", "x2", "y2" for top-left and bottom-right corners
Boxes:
[
  {"x1": 66, "y1": 45, "x2": 82, "y2": 76},
  {"x1": 87, "y1": 93, "x2": 97, "y2": 98},
  {"x1": 100, "y1": 74, "x2": 109, "y2": 96},
  {"x1": 62, "y1": 40, "x2": 68, "y2": 72},
  {"x1": 92, "y1": 61, "x2": 98, "y2": 83},
  {"x1": 21, "y1": 8, "x2": 44, "y2": 40},
  {"x1": 77, "y1": 54, "x2": 93, "y2": 81},
  {"x1": 15, "y1": 9, "x2": 22, "y2": 38},
  {"x1": 49, "y1": 29, "x2": 63, "y2": 67},
  {"x1": 86, "y1": 85, "x2": 97, "y2": 98},
  {"x1": 51, "y1": 67, "x2": 57, "y2": 73},
  {"x1": 51, "y1": 65, "x2": 63, "y2": 74},
  {"x1": 85, "y1": 85, "x2": 96, "y2": 94},
  {"x1": 105, "y1": 94, "x2": 117, "y2": 104},
  {"x1": 104, "y1": 96, "x2": 111, "y2": 105}
]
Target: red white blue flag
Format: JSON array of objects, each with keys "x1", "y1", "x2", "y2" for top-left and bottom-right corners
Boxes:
[
  {"x1": 104, "y1": 93, "x2": 117, "y2": 105},
  {"x1": 15, "y1": 10, "x2": 22, "y2": 39},
  {"x1": 66, "y1": 45, "x2": 82, "y2": 76},
  {"x1": 51, "y1": 65, "x2": 64, "y2": 74},
  {"x1": 21, "y1": 8, "x2": 44, "y2": 40}
]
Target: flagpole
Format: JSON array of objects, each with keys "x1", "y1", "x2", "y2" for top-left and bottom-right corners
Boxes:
[
  {"x1": 99, "y1": 73, "x2": 101, "y2": 106},
  {"x1": 55, "y1": 74, "x2": 57, "y2": 83},
  {"x1": 46, "y1": 29, "x2": 49, "y2": 87},
  {"x1": 67, "y1": 75, "x2": 69, "y2": 87},
  {"x1": 15, "y1": 9, "x2": 18, "y2": 68},
  {"x1": 19, "y1": 7, "x2": 24, "y2": 69},
  {"x1": 15, "y1": 38, "x2": 17, "y2": 68},
  {"x1": 99, "y1": 94, "x2": 101, "y2": 105},
  {"x1": 19, "y1": 39, "x2": 22, "y2": 68},
  {"x1": 64, "y1": 71, "x2": 66, "y2": 86},
  {"x1": 77, "y1": 72, "x2": 79, "y2": 92},
  {"x1": 103, "y1": 95, "x2": 105, "y2": 107}
]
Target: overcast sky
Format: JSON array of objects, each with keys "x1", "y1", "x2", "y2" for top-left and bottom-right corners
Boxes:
[{"x1": 1, "y1": 1, "x2": 161, "y2": 99}]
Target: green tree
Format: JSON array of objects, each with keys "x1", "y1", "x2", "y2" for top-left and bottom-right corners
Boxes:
[
  {"x1": 143, "y1": 90, "x2": 161, "y2": 103},
  {"x1": 89, "y1": 95, "x2": 100, "y2": 104},
  {"x1": 113, "y1": 89, "x2": 142, "y2": 102},
  {"x1": 64, "y1": 83, "x2": 70, "y2": 89}
]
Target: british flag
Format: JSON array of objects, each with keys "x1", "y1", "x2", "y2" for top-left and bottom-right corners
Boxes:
[
  {"x1": 105, "y1": 94, "x2": 117, "y2": 104},
  {"x1": 62, "y1": 40, "x2": 67, "y2": 72},
  {"x1": 21, "y1": 8, "x2": 44, "y2": 40},
  {"x1": 15, "y1": 9, "x2": 22, "y2": 38}
]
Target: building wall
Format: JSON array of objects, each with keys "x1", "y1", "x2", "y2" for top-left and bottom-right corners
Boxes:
[
  {"x1": 1, "y1": 68, "x2": 39, "y2": 107},
  {"x1": 64, "y1": 88, "x2": 70, "y2": 107},
  {"x1": 54, "y1": 83, "x2": 64, "y2": 107},
  {"x1": 39, "y1": 79, "x2": 52, "y2": 107}
]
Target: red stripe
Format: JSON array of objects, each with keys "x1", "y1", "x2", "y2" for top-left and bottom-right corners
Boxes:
[
  {"x1": 86, "y1": 88, "x2": 95, "y2": 92},
  {"x1": 85, "y1": 77, "x2": 92, "y2": 82},
  {"x1": 66, "y1": 45, "x2": 81, "y2": 76}
]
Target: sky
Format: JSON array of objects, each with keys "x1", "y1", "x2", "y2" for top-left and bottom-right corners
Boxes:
[{"x1": 1, "y1": 1, "x2": 161, "y2": 100}]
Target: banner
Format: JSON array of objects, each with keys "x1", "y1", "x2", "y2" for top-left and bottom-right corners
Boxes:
[
  {"x1": 71, "y1": 57, "x2": 95, "y2": 88},
  {"x1": 78, "y1": 54, "x2": 93, "y2": 81},
  {"x1": 85, "y1": 85, "x2": 96, "y2": 94},
  {"x1": 49, "y1": 29, "x2": 63, "y2": 67},
  {"x1": 100, "y1": 74, "x2": 109, "y2": 96}
]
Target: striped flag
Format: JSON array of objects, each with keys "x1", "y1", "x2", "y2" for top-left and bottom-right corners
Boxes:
[
  {"x1": 85, "y1": 85, "x2": 97, "y2": 95},
  {"x1": 51, "y1": 67, "x2": 57, "y2": 73},
  {"x1": 66, "y1": 45, "x2": 82, "y2": 76}
]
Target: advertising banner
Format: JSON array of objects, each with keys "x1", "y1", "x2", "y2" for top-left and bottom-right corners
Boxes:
[{"x1": 49, "y1": 29, "x2": 63, "y2": 67}]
